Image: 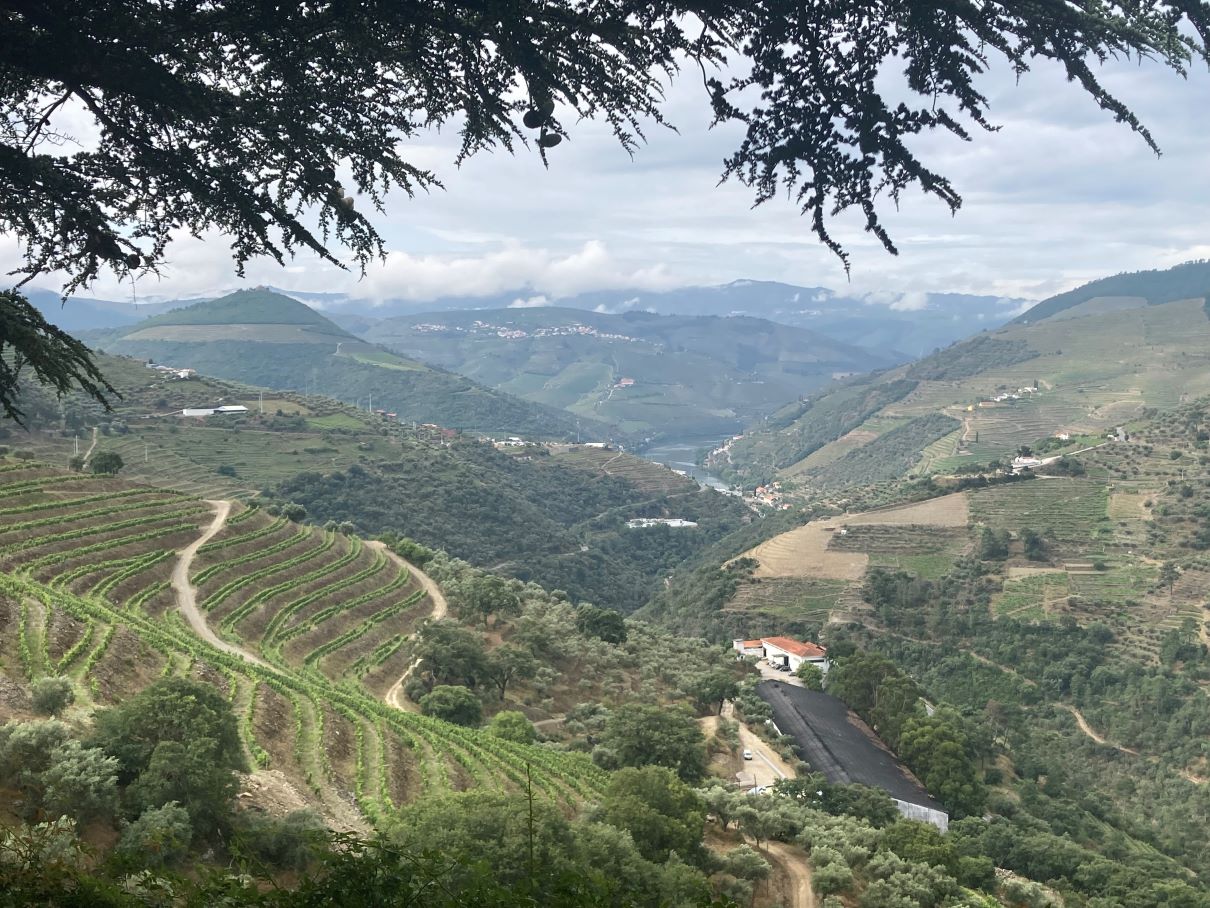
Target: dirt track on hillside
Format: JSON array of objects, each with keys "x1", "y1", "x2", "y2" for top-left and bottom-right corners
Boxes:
[
  {"x1": 172, "y1": 500, "x2": 268, "y2": 668},
  {"x1": 374, "y1": 541, "x2": 448, "y2": 712},
  {"x1": 764, "y1": 842, "x2": 816, "y2": 908},
  {"x1": 1063, "y1": 705, "x2": 1138, "y2": 756}
]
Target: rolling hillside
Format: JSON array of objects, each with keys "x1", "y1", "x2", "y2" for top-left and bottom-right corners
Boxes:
[
  {"x1": 4, "y1": 353, "x2": 747, "y2": 612},
  {"x1": 715, "y1": 262, "x2": 1210, "y2": 488},
  {"x1": 354, "y1": 307, "x2": 888, "y2": 437},
  {"x1": 0, "y1": 457, "x2": 747, "y2": 830},
  {"x1": 643, "y1": 399, "x2": 1210, "y2": 897},
  {"x1": 0, "y1": 462, "x2": 609, "y2": 824},
  {"x1": 101, "y1": 289, "x2": 610, "y2": 439}
]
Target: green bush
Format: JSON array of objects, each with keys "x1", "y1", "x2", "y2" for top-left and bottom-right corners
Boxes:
[
  {"x1": 117, "y1": 802, "x2": 193, "y2": 868},
  {"x1": 31, "y1": 677, "x2": 74, "y2": 717},
  {"x1": 487, "y1": 710, "x2": 537, "y2": 744},
  {"x1": 419, "y1": 686, "x2": 483, "y2": 727},
  {"x1": 90, "y1": 451, "x2": 124, "y2": 474}
]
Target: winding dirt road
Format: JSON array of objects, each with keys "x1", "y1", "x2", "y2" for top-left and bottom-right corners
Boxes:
[
  {"x1": 171, "y1": 499, "x2": 268, "y2": 668},
  {"x1": 764, "y1": 842, "x2": 816, "y2": 908},
  {"x1": 1063, "y1": 705, "x2": 1138, "y2": 756},
  {"x1": 372, "y1": 541, "x2": 448, "y2": 712}
]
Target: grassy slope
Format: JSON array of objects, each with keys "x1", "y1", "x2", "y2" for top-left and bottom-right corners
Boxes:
[
  {"x1": 105, "y1": 291, "x2": 610, "y2": 439},
  {"x1": 720, "y1": 279, "x2": 1210, "y2": 487},
  {"x1": 357, "y1": 307, "x2": 886, "y2": 437}
]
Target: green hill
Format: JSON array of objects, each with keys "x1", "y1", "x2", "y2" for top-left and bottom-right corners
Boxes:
[
  {"x1": 132, "y1": 288, "x2": 346, "y2": 330},
  {"x1": 1015, "y1": 259, "x2": 1210, "y2": 325},
  {"x1": 715, "y1": 262, "x2": 1210, "y2": 488},
  {"x1": 105, "y1": 290, "x2": 610, "y2": 439},
  {"x1": 4, "y1": 354, "x2": 746, "y2": 612},
  {"x1": 356, "y1": 307, "x2": 888, "y2": 437},
  {"x1": 643, "y1": 398, "x2": 1210, "y2": 903}
]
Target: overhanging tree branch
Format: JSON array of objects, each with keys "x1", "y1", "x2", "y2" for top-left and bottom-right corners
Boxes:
[{"x1": 1, "y1": 0, "x2": 1207, "y2": 417}]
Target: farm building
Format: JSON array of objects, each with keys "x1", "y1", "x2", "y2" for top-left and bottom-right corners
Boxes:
[
  {"x1": 179, "y1": 405, "x2": 249, "y2": 418},
  {"x1": 626, "y1": 518, "x2": 698, "y2": 529},
  {"x1": 757, "y1": 681, "x2": 949, "y2": 831},
  {"x1": 733, "y1": 636, "x2": 829, "y2": 673}
]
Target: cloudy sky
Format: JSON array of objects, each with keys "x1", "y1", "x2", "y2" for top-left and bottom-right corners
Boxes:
[{"x1": 8, "y1": 47, "x2": 1209, "y2": 306}]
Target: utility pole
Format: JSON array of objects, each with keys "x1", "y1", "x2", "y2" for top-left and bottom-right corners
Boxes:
[
  {"x1": 259, "y1": 390, "x2": 264, "y2": 414},
  {"x1": 144, "y1": 442, "x2": 149, "y2": 463},
  {"x1": 368, "y1": 393, "x2": 372, "y2": 413},
  {"x1": 73, "y1": 435, "x2": 79, "y2": 456}
]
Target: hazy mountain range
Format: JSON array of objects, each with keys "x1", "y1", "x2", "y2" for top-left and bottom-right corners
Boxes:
[{"x1": 29, "y1": 279, "x2": 1032, "y2": 362}]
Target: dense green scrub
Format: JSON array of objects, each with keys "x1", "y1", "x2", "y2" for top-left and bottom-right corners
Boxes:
[{"x1": 276, "y1": 439, "x2": 748, "y2": 612}]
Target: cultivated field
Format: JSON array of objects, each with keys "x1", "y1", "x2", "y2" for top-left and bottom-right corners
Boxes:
[
  {"x1": 550, "y1": 446, "x2": 695, "y2": 495},
  {"x1": 968, "y1": 478, "x2": 1110, "y2": 551},
  {"x1": 0, "y1": 459, "x2": 607, "y2": 827},
  {"x1": 740, "y1": 492, "x2": 971, "y2": 589}
]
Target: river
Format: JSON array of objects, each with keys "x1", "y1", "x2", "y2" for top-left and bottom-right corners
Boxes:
[{"x1": 637, "y1": 437, "x2": 734, "y2": 492}]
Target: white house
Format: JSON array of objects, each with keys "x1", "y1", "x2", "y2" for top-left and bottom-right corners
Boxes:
[
  {"x1": 733, "y1": 639, "x2": 766, "y2": 658},
  {"x1": 1011, "y1": 455, "x2": 1043, "y2": 472},
  {"x1": 732, "y1": 636, "x2": 829, "y2": 673},
  {"x1": 179, "y1": 405, "x2": 249, "y2": 418}
]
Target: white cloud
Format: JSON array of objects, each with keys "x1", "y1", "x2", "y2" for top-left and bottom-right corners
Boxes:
[
  {"x1": 888, "y1": 292, "x2": 931, "y2": 312},
  {"x1": 593, "y1": 296, "x2": 643, "y2": 314},
  {"x1": 361, "y1": 240, "x2": 681, "y2": 303},
  {"x1": 508, "y1": 295, "x2": 550, "y2": 308},
  {"x1": 4, "y1": 49, "x2": 1209, "y2": 308}
]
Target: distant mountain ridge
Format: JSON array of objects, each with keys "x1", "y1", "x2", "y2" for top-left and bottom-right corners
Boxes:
[
  {"x1": 103, "y1": 289, "x2": 611, "y2": 440},
  {"x1": 26, "y1": 279, "x2": 1032, "y2": 360},
  {"x1": 355, "y1": 306, "x2": 890, "y2": 437}
]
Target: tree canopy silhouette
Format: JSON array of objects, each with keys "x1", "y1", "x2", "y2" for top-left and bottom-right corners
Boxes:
[{"x1": 2, "y1": 1, "x2": 1208, "y2": 419}]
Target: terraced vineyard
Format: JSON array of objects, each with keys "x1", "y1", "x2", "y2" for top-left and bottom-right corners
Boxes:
[
  {"x1": 15, "y1": 420, "x2": 400, "y2": 501},
  {"x1": 0, "y1": 459, "x2": 608, "y2": 825},
  {"x1": 551, "y1": 446, "x2": 694, "y2": 494},
  {"x1": 968, "y1": 478, "x2": 1111, "y2": 552},
  {"x1": 726, "y1": 576, "x2": 846, "y2": 625}
]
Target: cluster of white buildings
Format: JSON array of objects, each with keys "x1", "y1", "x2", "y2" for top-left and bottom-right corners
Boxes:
[
  {"x1": 411, "y1": 321, "x2": 640, "y2": 343},
  {"x1": 144, "y1": 361, "x2": 196, "y2": 380},
  {"x1": 179, "y1": 405, "x2": 249, "y2": 418},
  {"x1": 980, "y1": 385, "x2": 1040, "y2": 406},
  {"x1": 626, "y1": 517, "x2": 698, "y2": 529}
]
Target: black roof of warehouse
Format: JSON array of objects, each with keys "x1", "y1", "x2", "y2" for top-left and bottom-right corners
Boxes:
[{"x1": 757, "y1": 680, "x2": 944, "y2": 811}]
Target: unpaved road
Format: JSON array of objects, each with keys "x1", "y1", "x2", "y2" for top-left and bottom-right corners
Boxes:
[
  {"x1": 724, "y1": 701, "x2": 797, "y2": 789},
  {"x1": 1063, "y1": 705, "x2": 1139, "y2": 756},
  {"x1": 373, "y1": 541, "x2": 448, "y2": 712},
  {"x1": 172, "y1": 499, "x2": 268, "y2": 668},
  {"x1": 764, "y1": 841, "x2": 816, "y2": 908},
  {"x1": 81, "y1": 426, "x2": 98, "y2": 466}
]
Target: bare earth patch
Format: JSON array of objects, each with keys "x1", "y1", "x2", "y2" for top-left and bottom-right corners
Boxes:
[
  {"x1": 742, "y1": 492, "x2": 970, "y2": 580},
  {"x1": 1109, "y1": 491, "x2": 1153, "y2": 519},
  {"x1": 1005, "y1": 566, "x2": 1068, "y2": 579},
  {"x1": 844, "y1": 491, "x2": 969, "y2": 527}
]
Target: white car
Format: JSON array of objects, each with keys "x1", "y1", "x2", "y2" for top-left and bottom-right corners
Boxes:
[{"x1": 742, "y1": 749, "x2": 753, "y2": 760}]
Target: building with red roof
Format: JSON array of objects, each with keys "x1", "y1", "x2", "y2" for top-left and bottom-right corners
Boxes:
[{"x1": 732, "y1": 636, "x2": 829, "y2": 673}]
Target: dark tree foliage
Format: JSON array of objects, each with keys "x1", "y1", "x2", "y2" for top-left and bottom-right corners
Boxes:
[
  {"x1": 89, "y1": 677, "x2": 246, "y2": 783},
  {"x1": 597, "y1": 703, "x2": 707, "y2": 783},
  {"x1": 574, "y1": 604, "x2": 628, "y2": 644},
  {"x1": 89, "y1": 451, "x2": 124, "y2": 475},
  {"x1": 3, "y1": 2, "x2": 1209, "y2": 417},
  {"x1": 0, "y1": 291, "x2": 116, "y2": 425}
]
